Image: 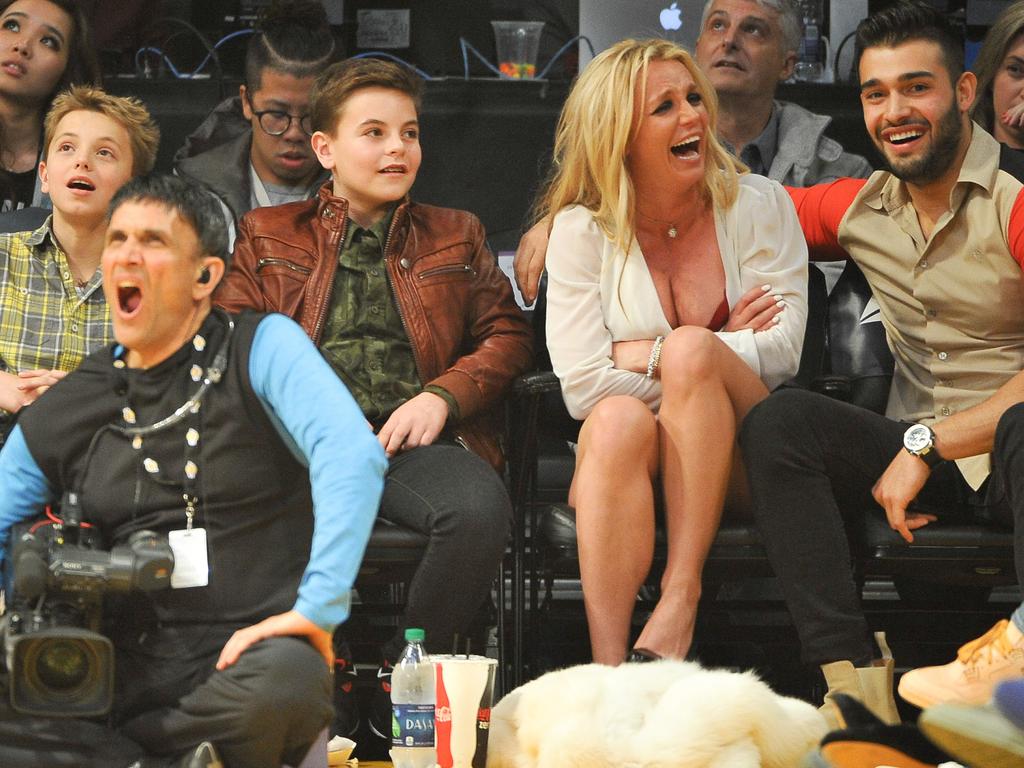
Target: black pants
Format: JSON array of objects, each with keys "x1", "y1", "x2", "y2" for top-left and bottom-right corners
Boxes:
[
  {"x1": 0, "y1": 628, "x2": 332, "y2": 768},
  {"x1": 739, "y1": 390, "x2": 1024, "y2": 665},
  {"x1": 376, "y1": 442, "x2": 512, "y2": 661}
]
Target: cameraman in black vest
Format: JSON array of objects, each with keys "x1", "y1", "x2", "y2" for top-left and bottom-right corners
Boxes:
[{"x1": 0, "y1": 175, "x2": 387, "y2": 768}]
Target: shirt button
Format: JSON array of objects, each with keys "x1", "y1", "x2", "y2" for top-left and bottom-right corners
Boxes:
[
  {"x1": 940, "y1": 406, "x2": 951, "y2": 416},
  {"x1": 71, "y1": 323, "x2": 78, "y2": 332},
  {"x1": 926, "y1": 309, "x2": 937, "y2": 318},
  {"x1": 370, "y1": 306, "x2": 381, "y2": 315},
  {"x1": 62, "y1": 271, "x2": 70, "y2": 279},
  {"x1": 399, "y1": 258, "x2": 411, "y2": 269},
  {"x1": 937, "y1": 351, "x2": 948, "y2": 360},
  {"x1": 370, "y1": 269, "x2": 379, "y2": 276},
  {"x1": 919, "y1": 261, "x2": 928, "y2": 269}
]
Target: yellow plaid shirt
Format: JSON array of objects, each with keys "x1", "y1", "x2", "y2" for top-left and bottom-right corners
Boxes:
[{"x1": 0, "y1": 218, "x2": 112, "y2": 379}]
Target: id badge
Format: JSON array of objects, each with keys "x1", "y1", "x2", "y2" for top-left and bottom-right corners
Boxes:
[{"x1": 168, "y1": 528, "x2": 209, "y2": 588}]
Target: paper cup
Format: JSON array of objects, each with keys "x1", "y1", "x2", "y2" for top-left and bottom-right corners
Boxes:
[{"x1": 433, "y1": 654, "x2": 497, "y2": 768}]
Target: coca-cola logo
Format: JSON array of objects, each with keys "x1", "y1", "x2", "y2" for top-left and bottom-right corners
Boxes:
[{"x1": 436, "y1": 705, "x2": 452, "y2": 723}]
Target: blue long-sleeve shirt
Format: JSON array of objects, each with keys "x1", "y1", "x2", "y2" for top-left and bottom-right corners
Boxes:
[{"x1": 0, "y1": 312, "x2": 386, "y2": 632}]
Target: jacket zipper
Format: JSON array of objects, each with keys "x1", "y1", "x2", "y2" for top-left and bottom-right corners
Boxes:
[
  {"x1": 383, "y1": 208, "x2": 430, "y2": 388},
  {"x1": 257, "y1": 257, "x2": 312, "y2": 275},
  {"x1": 385, "y1": 208, "x2": 476, "y2": 452},
  {"x1": 418, "y1": 263, "x2": 475, "y2": 279},
  {"x1": 311, "y1": 214, "x2": 348, "y2": 344}
]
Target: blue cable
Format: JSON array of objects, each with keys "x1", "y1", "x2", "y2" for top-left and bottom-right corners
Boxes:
[
  {"x1": 135, "y1": 46, "x2": 183, "y2": 78},
  {"x1": 460, "y1": 34, "x2": 597, "y2": 81},
  {"x1": 140, "y1": 28, "x2": 596, "y2": 82},
  {"x1": 460, "y1": 37, "x2": 505, "y2": 79},
  {"x1": 192, "y1": 29, "x2": 255, "y2": 76},
  {"x1": 135, "y1": 28, "x2": 255, "y2": 80},
  {"x1": 350, "y1": 51, "x2": 433, "y2": 80}
]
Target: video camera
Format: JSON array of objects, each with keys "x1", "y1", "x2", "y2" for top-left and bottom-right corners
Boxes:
[{"x1": 1, "y1": 493, "x2": 173, "y2": 716}]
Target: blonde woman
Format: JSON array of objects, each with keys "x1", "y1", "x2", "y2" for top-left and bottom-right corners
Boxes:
[{"x1": 541, "y1": 38, "x2": 807, "y2": 664}]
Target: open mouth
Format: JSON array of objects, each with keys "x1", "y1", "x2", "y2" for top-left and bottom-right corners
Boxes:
[
  {"x1": 67, "y1": 178, "x2": 95, "y2": 191},
  {"x1": 885, "y1": 127, "x2": 926, "y2": 146},
  {"x1": 713, "y1": 59, "x2": 744, "y2": 71},
  {"x1": 117, "y1": 284, "x2": 142, "y2": 315},
  {"x1": 671, "y1": 136, "x2": 701, "y2": 159},
  {"x1": 380, "y1": 164, "x2": 406, "y2": 174},
  {"x1": 1, "y1": 60, "x2": 25, "y2": 76}
]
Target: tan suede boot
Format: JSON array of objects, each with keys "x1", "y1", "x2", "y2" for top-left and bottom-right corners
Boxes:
[{"x1": 819, "y1": 633, "x2": 901, "y2": 728}]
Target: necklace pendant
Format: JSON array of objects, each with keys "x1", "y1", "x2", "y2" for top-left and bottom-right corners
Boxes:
[{"x1": 667, "y1": 226, "x2": 677, "y2": 238}]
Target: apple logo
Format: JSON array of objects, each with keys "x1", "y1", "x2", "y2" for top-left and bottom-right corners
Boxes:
[{"x1": 660, "y1": 2, "x2": 683, "y2": 32}]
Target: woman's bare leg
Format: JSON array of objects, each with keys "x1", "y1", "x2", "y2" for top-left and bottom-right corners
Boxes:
[
  {"x1": 572, "y1": 396, "x2": 660, "y2": 664},
  {"x1": 633, "y1": 327, "x2": 769, "y2": 658}
]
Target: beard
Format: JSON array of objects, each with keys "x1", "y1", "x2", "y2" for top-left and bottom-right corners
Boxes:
[{"x1": 878, "y1": 101, "x2": 964, "y2": 186}]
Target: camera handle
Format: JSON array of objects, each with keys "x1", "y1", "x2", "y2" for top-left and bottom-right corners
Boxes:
[{"x1": 58, "y1": 491, "x2": 84, "y2": 545}]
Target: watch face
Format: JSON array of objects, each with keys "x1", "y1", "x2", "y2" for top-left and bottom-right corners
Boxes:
[{"x1": 904, "y1": 424, "x2": 933, "y2": 453}]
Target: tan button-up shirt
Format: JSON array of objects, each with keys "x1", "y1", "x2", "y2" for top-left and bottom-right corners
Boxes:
[{"x1": 791, "y1": 126, "x2": 1024, "y2": 489}]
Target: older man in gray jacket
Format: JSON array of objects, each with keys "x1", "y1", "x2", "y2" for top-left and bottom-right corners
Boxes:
[{"x1": 695, "y1": 0, "x2": 871, "y2": 186}]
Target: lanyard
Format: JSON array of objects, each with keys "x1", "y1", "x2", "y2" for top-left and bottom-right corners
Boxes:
[{"x1": 108, "y1": 309, "x2": 234, "y2": 528}]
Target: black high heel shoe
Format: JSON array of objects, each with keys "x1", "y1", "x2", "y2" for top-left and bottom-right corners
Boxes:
[{"x1": 626, "y1": 648, "x2": 662, "y2": 663}]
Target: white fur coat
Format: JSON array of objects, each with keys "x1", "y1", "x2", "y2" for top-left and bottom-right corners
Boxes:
[{"x1": 487, "y1": 660, "x2": 827, "y2": 768}]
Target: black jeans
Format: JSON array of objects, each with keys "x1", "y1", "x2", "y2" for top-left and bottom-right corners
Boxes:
[
  {"x1": 0, "y1": 628, "x2": 331, "y2": 768},
  {"x1": 376, "y1": 442, "x2": 512, "y2": 661},
  {"x1": 739, "y1": 390, "x2": 1024, "y2": 666}
]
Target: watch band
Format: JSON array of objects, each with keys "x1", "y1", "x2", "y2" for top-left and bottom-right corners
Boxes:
[{"x1": 910, "y1": 443, "x2": 945, "y2": 468}]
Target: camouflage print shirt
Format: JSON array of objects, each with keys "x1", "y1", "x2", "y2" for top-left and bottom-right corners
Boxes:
[{"x1": 319, "y1": 209, "x2": 457, "y2": 423}]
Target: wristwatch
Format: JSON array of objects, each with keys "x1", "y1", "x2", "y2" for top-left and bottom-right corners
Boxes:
[{"x1": 903, "y1": 423, "x2": 945, "y2": 468}]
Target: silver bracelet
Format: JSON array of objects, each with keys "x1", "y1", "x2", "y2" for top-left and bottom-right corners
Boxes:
[{"x1": 646, "y1": 335, "x2": 665, "y2": 379}]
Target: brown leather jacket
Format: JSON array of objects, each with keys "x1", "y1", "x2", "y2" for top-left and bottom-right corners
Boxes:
[{"x1": 216, "y1": 185, "x2": 533, "y2": 470}]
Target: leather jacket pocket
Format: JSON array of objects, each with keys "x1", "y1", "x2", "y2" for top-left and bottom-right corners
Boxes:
[
  {"x1": 418, "y1": 263, "x2": 475, "y2": 280},
  {"x1": 254, "y1": 255, "x2": 313, "y2": 316},
  {"x1": 256, "y1": 257, "x2": 313, "y2": 276}
]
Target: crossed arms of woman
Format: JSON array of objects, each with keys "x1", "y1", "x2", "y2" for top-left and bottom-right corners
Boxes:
[{"x1": 545, "y1": 178, "x2": 808, "y2": 420}]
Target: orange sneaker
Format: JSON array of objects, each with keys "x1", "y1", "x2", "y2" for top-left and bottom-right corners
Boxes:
[{"x1": 898, "y1": 620, "x2": 1024, "y2": 709}]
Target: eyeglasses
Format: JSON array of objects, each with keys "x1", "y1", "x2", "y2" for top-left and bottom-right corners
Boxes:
[{"x1": 246, "y1": 94, "x2": 313, "y2": 137}]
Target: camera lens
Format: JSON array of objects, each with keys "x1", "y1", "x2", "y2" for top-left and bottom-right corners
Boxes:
[{"x1": 34, "y1": 639, "x2": 90, "y2": 692}]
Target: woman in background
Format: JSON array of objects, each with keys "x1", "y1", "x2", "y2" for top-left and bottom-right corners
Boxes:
[
  {"x1": 0, "y1": 0, "x2": 100, "y2": 211},
  {"x1": 971, "y1": 0, "x2": 1024, "y2": 149},
  {"x1": 540, "y1": 38, "x2": 807, "y2": 665}
]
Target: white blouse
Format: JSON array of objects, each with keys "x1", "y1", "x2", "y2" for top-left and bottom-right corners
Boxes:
[{"x1": 546, "y1": 174, "x2": 808, "y2": 420}]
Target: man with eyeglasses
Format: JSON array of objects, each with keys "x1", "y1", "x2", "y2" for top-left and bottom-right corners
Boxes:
[{"x1": 174, "y1": 1, "x2": 334, "y2": 237}]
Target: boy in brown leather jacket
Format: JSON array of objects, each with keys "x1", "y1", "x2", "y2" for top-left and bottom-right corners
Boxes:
[{"x1": 216, "y1": 58, "x2": 532, "y2": 741}]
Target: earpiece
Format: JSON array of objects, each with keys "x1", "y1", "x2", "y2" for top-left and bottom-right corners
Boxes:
[{"x1": 197, "y1": 267, "x2": 211, "y2": 285}]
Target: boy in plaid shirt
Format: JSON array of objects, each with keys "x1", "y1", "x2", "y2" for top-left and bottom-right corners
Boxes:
[{"x1": 0, "y1": 85, "x2": 157, "y2": 436}]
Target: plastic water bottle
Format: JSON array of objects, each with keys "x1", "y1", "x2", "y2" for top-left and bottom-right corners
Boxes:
[
  {"x1": 390, "y1": 628, "x2": 436, "y2": 768},
  {"x1": 794, "y1": 9, "x2": 824, "y2": 82}
]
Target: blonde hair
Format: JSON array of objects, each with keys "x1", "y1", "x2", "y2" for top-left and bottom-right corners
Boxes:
[
  {"x1": 535, "y1": 38, "x2": 743, "y2": 254},
  {"x1": 43, "y1": 85, "x2": 160, "y2": 176}
]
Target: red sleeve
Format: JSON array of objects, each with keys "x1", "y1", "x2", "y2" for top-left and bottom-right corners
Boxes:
[
  {"x1": 1009, "y1": 187, "x2": 1024, "y2": 270},
  {"x1": 786, "y1": 178, "x2": 867, "y2": 261}
]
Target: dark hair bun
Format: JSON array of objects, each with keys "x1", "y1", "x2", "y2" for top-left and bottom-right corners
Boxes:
[{"x1": 259, "y1": 0, "x2": 329, "y2": 31}]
